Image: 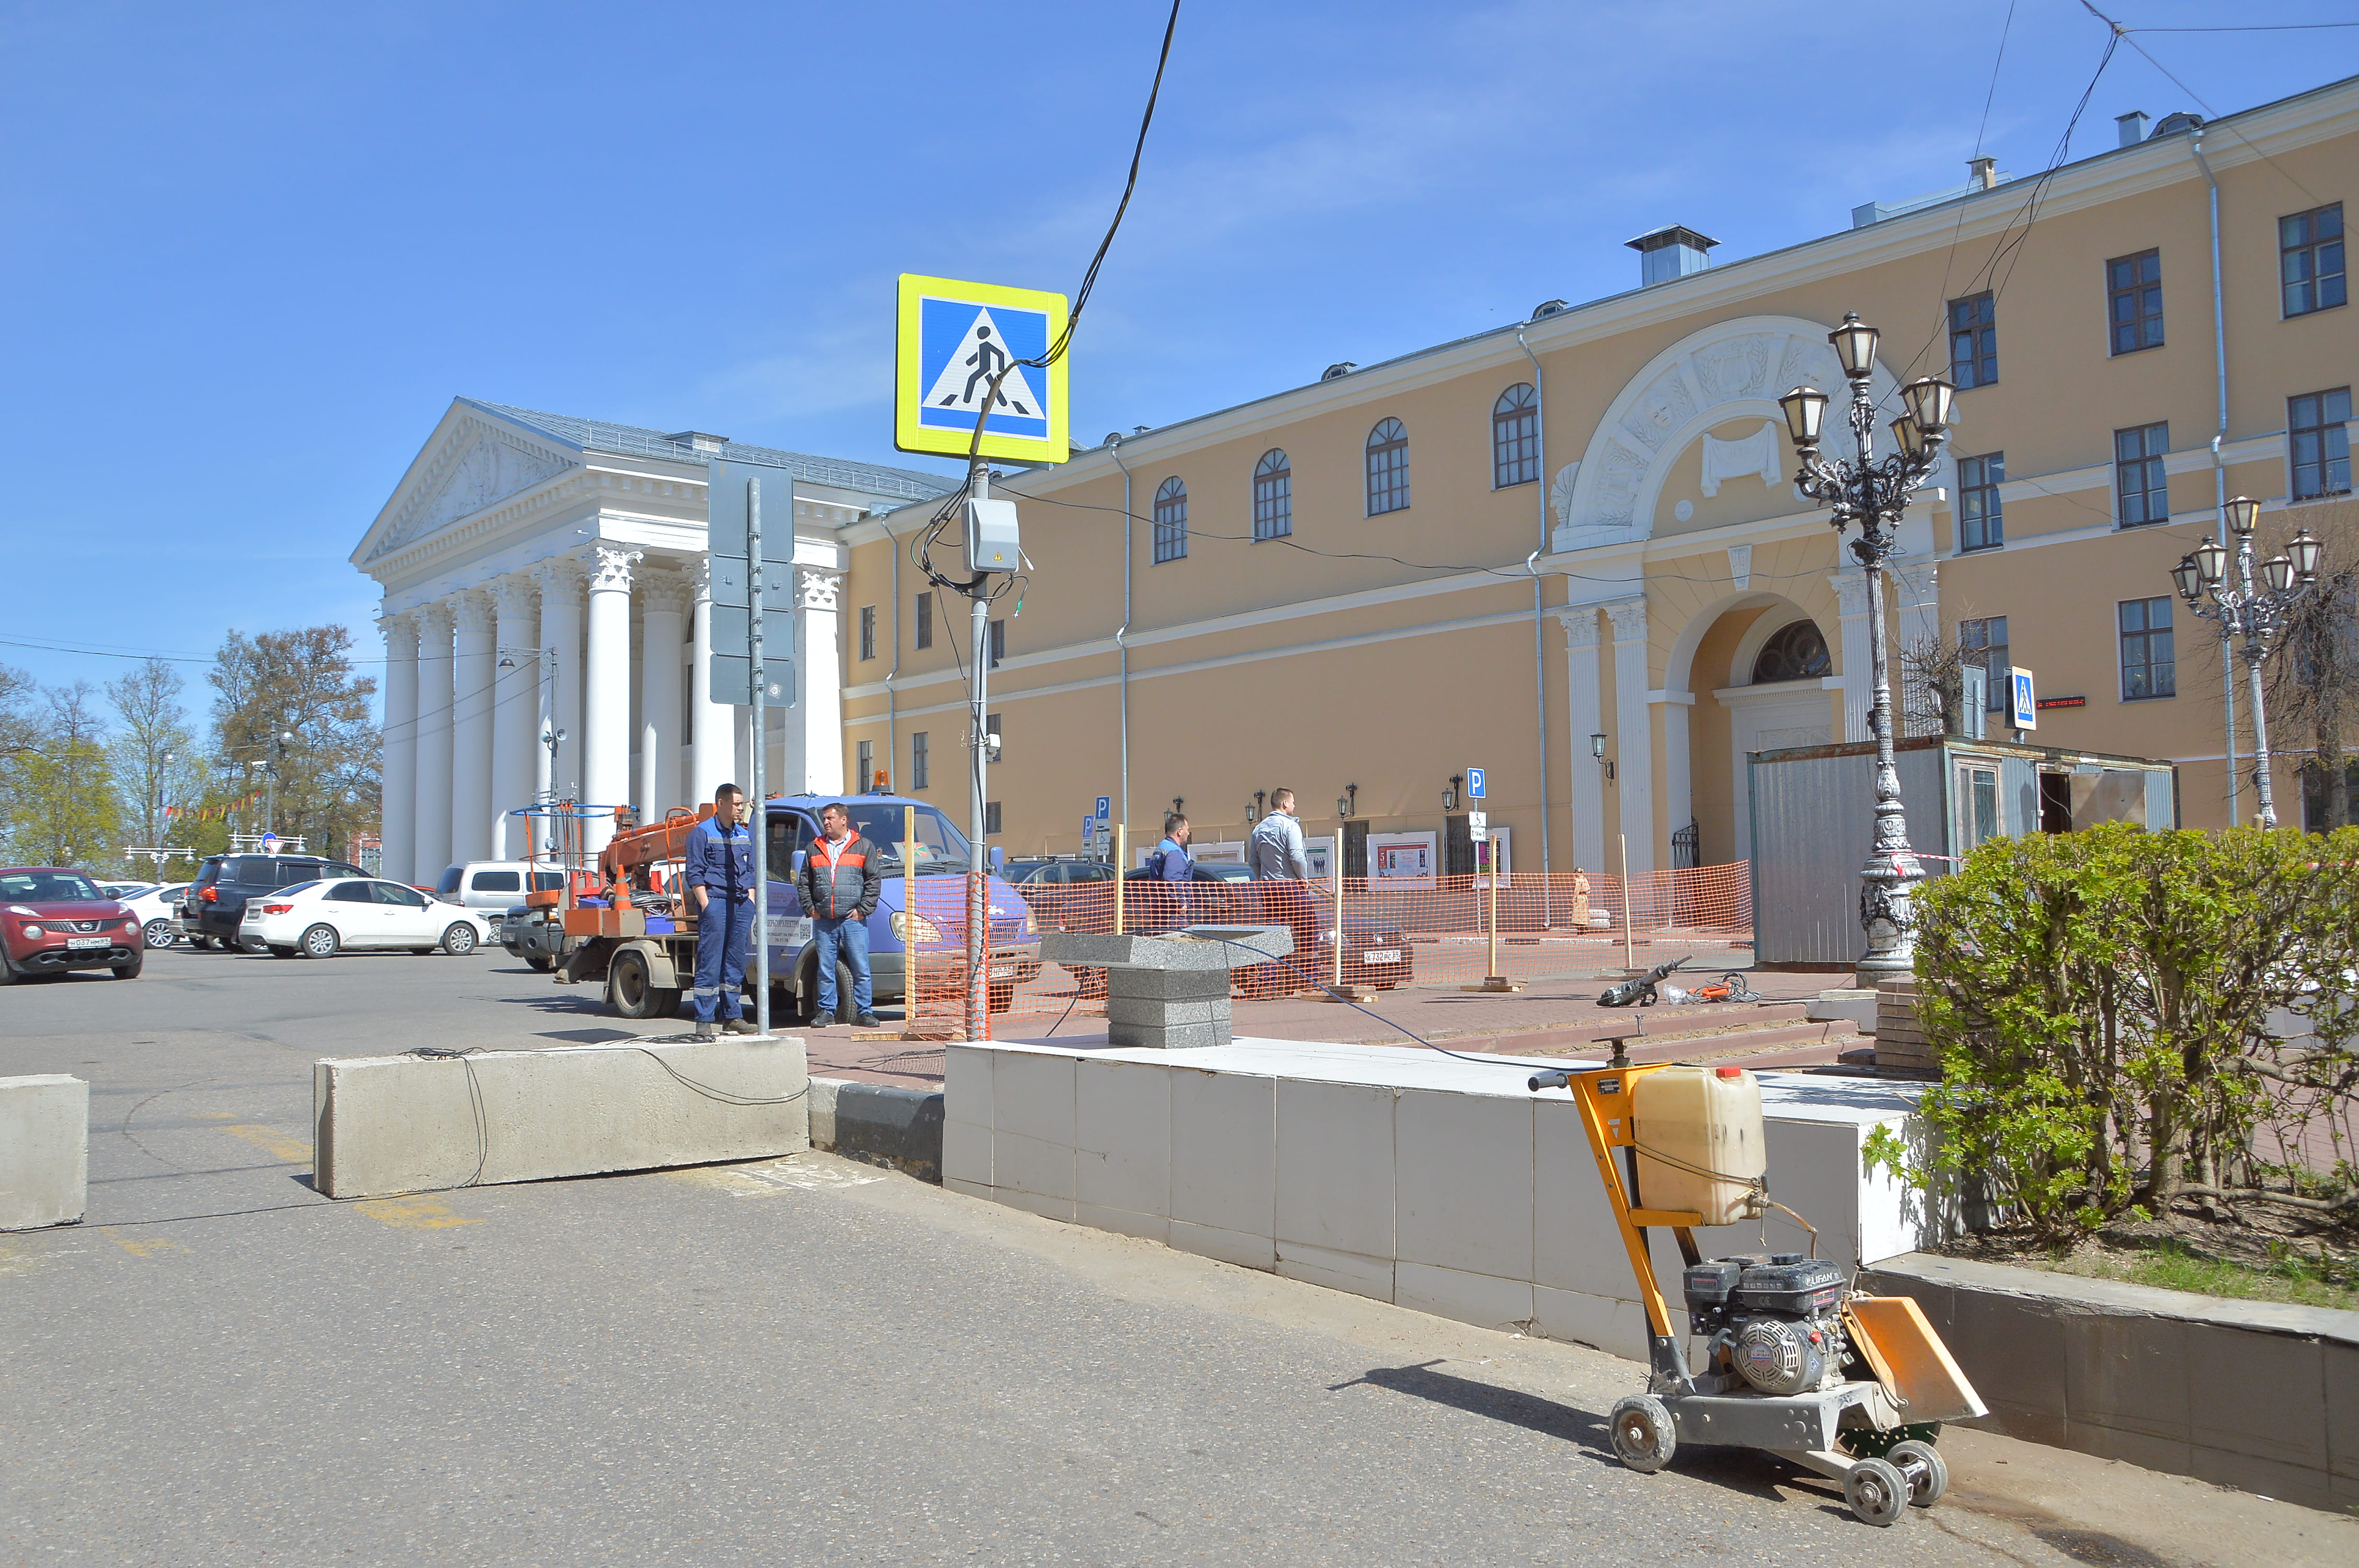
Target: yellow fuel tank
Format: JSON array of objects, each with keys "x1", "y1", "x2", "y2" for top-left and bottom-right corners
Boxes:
[{"x1": 1630, "y1": 1065, "x2": 1766, "y2": 1225}]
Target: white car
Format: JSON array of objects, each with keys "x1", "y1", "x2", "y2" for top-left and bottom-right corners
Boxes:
[
  {"x1": 239, "y1": 877, "x2": 496, "y2": 959},
  {"x1": 119, "y1": 884, "x2": 191, "y2": 948}
]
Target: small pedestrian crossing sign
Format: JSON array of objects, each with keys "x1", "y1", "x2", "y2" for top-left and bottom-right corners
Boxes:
[{"x1": 896, "y1": 273, "x2": 1070, "y2": 465}]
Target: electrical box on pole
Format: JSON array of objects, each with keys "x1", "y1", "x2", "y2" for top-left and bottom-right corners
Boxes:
[{"x1": 965, "y1": 496, "x2": 1022, "y2": 575}]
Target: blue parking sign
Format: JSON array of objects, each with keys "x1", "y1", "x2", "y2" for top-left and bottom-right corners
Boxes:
[{"x1": 1466, "y1": 767, "x2": 1486, "y2": 800}]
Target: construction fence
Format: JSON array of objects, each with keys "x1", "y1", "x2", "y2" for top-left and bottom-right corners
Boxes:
[{"x1": 903, "y1": 861, "x2": 1753, "y2": 1040}]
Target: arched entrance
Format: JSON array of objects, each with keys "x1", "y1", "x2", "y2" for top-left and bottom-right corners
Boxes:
[{"x1": 1665, "y1": 596, "x2": 1842, "y2": 866}]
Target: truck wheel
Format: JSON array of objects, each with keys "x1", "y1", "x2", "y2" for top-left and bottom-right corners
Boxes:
[
  {"x1": 526, "y1": 953, "x2": 553, "y2": 972},
  {"x1": 794, "y1": 959, "x2": 856, "y2": 1024},
  {"x1": 609, "y1": 950, "x2": 665, "y2": 1020}
]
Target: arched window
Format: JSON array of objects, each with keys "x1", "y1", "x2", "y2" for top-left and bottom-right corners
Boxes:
[
  {"x1": 1152, "y1": 476, "x2": 1188, "y2": 563},
  {"x1": 1366, "y1": 418, "x2": 1410, "y2": 515},
  {"x1": 1493, "y1": 383, "x2": 1539, "y2": 488},
  {"x1": 1252, "y1": 449, "x2": 1292, "y2": 540},
  {"x1": 1751, "y1": 620, "x2": 1832, "y2": 684}
]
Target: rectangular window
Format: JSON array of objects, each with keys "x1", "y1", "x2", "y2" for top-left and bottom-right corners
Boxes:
[
  {"x1": 2114, "y1": 422, "x2": 2170, "y2": 526},
  {"x1": 1948, "y1": 292, "x2": 1997, "y2": 388},
  {"x1": 984, "y1": 801, "x2": 1003, "y2": 836},
  {"x1": 986, "y1": 711, "x2": 1002, "y2": 764},
  {"x1": 2281, "y1": 203, "x2": 2346, "y2": 318},
  {"x1": 915, "y1": 593, "x2": 933, "y2": 650},
  {"x1": 2106, "y1": 249, "x2": 2164, "y2": 354},
  {"x1": 2289, "y1": 387, "x2": 2352, "y2": 499},
  {"x1": 857, "y1": 605, "x2": 876, "y2": 662},
  {"x1": 1958, "y1": 452, "x2": 2004, "y2": 551},
  {"x1": 911, "y1": 731, "x2": 930, "y2": 791},
  {"x1": 2118, "y1": 596, "x2": 2176, "y2": 700},
  {"x1": 988, "y1": 620, "x2": 1004, "y2": 667},
  {"x1": 1960, "y1": 616, "x2": 2009, "y2": 711},
  {"x1": 855, "y1": 739, "x2": 874, "y2": 793}
]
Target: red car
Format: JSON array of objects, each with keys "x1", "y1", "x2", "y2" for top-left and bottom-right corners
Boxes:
[{"x1": 1, "y1": 867, "x2": 144, "y2": 983}]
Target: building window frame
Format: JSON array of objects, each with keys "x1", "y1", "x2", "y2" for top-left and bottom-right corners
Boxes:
[
  {"x1": 2289, "y1": 387, "x2": 2352, "y2": 500},
  {"x1": 988, "y1": 620, "x2": 1004, "y2": 668},
  {"x1": 2118, "y1": 596, "x2": 2177, "y2": 702},
  {"x1": 2114, "y1": 421, "x2": 2170, "y2": 527},
  {"x1": 855, "y1": 739, "x2": 874, "y2": 792},
  {"x1": 1960, "y1": 616, "x2": 2009, "y2": 711},
  {"x1": 910, "y1": 731, "x2": 930, "y2": 791},
  {"x1": 857, "y1": 605, "x2": 876, "y2": 662},
  {"x1": 1492, "y1": 383, "x2": 1539, "y2": 489},
  {"x1": 1365, "y1": 418, "x2": 1410, "y2": 516},
  {"x1": 1948, "y1": 292, "x2": 1997, "y2": 389},
  {"x1": 983, "y1": 801, "x2": 1002, "y2": 836},
  {"x1": 915, "y1": 592, "x2": 933, "y2": 651},
  {"x1": 1252, "y1": 448, "x2": 1291, "y2": 540},
  {"x1": 1957, "y1": 452, "x2": 2005, "y2": 551},
  {"x1": 985, "y1": 711, "x2": 1001, "y2": 764},
  {"x1": 2281, "y1": 202, "x2": 2346, "y2": 318},
  {"x1": 1152, "y1": 476, "x2": 1188, "y2": 563},
  {"x1": 2106, "y1": 249, "x2": 2165, "y2": 355}
]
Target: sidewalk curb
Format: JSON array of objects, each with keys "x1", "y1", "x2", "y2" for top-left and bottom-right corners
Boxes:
[{"x1": 809, "y1": 1077, "x2": 944, "y2": 1184}]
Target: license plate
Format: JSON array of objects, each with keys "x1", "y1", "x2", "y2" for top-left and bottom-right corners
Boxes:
[
  {"x1": 989, "y1": 964, "x2": 1016, "y2": 979},
  {"x1": 67, "y1": 936, "x2": 108, "y2": 950},
  {"x1": 1362, "y1": 949, "x2": 1402, "y2": 964}
]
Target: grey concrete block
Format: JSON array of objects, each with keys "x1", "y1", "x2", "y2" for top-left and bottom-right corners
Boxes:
[
  {"x1": 2185, "y1": 1319, "x2": 2327, "y2": 1468},
  {"x1": 1039, "y1": 931, "x2": 1232, "y2": 971},
  {"x1": 1107, "y1": 967, "x2": 1232, "y2": 1002},
  {"x1": 833, "y1": 1083, "x2": 945, "y2": 1183},
  {"x1": 1806, "y1": 988, "x2": 1879, "y2": 1031},
  {"x1": 807, "y1": 1077, "x2": 840, "y2": 1151},
  {"x1": 2327, "y1": 1342, "x2": 2359, "y2": 1482},
  {"x1": 1181, "y1": 924, "x2": 1294, "y2": 961},
  {"x1": 0, "y1": 1075, "x2": 86, "y2": 1231},
  {"x1": 1107, "y1": 1017, "x2": 1233, "y2": 1050},
  {"x1": 1106, "y1": 995, "x2": 1233, "y2": 1028},
  {"x1": 314, "y1": 1037, "x2": 809, "y2": 1200},
  {"x1": 1938, "y1": 1287, "x2": 2069, "y2": 1445},
  {"x1": 2188, "y1": 1444, "x2": 2337, "y2": 1513},
  {"x1": 2065, "y1": 1307, "x2": 2190, "y2": 1443},
  {"x1": 2066, "y1": 1420, "x2": 2192, "y2": 1477}
]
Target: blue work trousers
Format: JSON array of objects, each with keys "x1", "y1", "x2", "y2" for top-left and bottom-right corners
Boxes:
[
  {"x1": 692, "y1": 894, "x2": 754, "y2": 1023},
  {"x1": 812, "y1": 915, "x2": 873, "y2": 1019}
]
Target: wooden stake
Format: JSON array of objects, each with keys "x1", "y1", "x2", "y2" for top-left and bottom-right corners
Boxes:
[{"x1": 1464, "y1": 836, "x2": 1521, "y2": 993}]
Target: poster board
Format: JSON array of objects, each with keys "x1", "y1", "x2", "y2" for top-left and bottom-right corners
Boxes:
[
  {"x1": 1473, "y1": 825, "x2": 1513, "y2": 889},
  {"x1": 1367, "y1": 831, "x2": 1438, "y2": 887},
  {"x1": 1304, "y1": 835, "x2": 1334, "y2": 884}
]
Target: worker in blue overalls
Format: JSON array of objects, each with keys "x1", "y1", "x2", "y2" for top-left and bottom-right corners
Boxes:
[{"x1": 684, "y1": 782, "x2": 759, "y2": 1038}]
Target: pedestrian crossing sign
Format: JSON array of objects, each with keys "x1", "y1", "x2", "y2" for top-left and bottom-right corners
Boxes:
[{"x1": 895, "y1": 273, "x2": 1070, "y2": 465}]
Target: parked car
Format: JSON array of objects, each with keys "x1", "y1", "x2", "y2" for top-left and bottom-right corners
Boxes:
[
  {"x1": 0, "y1": 868, "x2": 143, "y2": 982},
  {"x1": 181, "y1": 852, "x2": 369, "y2": 949},
  {"x1": 1010, "y1": 859, "x2": 1119, "y2": 932},
  {"x1": 99, "y1": 881, "x2": 157, "y2": 901},
  {"x1": 433, "y1": 860, "x2": 567, "y2": 913},
  {"x1": 239, "y1": 877, "x2": 497, "y2": 959},
  {"x1": 118, "y1": 883, "x2": 191, "y2": 948}
]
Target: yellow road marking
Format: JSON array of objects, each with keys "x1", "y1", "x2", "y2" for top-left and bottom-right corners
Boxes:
[
  {"x1": 670, "y1": 1155, "x2": 881, "y2": 1198},
  {"x1": 351, "y1": 1196, "x2": 480, "y2": 1230},
  {"x1": 197, "y1": 1111, "x2": 236, "y2": 1120},
  {"x1": 0, "y1": 1242, "x2": 50, "y2": 1277},
  {"x1": 221, "y1": 1124, "x2": 312, "y2": 1162},
  {"x1": 100, "y1": 1228, "x2": 188, "y2": 1259}
]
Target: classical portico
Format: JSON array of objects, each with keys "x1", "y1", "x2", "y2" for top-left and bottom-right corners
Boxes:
[{"x1": 355, "y1": 400, "x2": 950, "y2": 885}]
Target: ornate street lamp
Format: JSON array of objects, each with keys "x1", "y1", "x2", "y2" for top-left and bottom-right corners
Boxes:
[
  {"x1": 1775, "y1": 313, "x2": 1956, "y2": 978},
  {"x1": 2173, "y1": 498, "x2": 2324, "y2": 829}
]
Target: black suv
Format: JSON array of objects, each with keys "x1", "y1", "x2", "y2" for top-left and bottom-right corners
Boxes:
[{"x1": 181, "y1": 853, "x2": 367, "y2": 948}]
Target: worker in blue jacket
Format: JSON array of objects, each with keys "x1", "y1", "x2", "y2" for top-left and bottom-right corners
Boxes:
[{"x1": 684, "y1": 782, "x2": 759, "y2": 1037}]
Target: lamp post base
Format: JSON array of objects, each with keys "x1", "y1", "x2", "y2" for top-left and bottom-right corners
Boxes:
[{"x1": 1852, "y1": 852, "x2": 1922, "y2": 983}]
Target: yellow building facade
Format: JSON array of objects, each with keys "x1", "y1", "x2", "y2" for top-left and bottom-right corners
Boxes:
[{"x1": 843, "y1": 78, "x2": 2356, "y2": 880}]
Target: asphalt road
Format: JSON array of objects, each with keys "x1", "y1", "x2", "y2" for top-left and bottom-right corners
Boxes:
[{"x1": 4, "y1": 947, "x2": 2353, "y2": 1566}]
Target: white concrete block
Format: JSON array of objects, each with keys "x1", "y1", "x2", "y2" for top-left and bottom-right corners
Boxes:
[
  {"x1": 1533, "y1": 1285, "x2": 1655, "y2": 1360},
  {"x1": 1533, "y1": 1100, "x2": 1630, "y2": 1295},
  {"x1": 944, "y1": 1045, "x2": 995, "y2": 1129},
  {"x1": 1277, "y1": 1239, "x2": 1393, "y2": 1302},
  {"x1": 807, "y1": 1077, "x2": 840, "y2": 1150},
  {"x1": 945, "y1": 1175, "x2": 991, "y2": 1201},
  {"x1": 992, "y1": 1051, "x2": 1075, "y2": 1146},
  {"x1": 999, "y1": 1187, "x2": 1077, "y2": 1223},
  {"x1": 1170, "y1": 1218, "x2": 1275, "y2": 1271},
  {"x1": 1078, "y1": 1203, "x2": 1170, "y2": 1245},
  {"x1": 942, "y1": 1115, "x2": 992, "y2": 1189},
  {"x1": 0, "y1": 1075, "x2": 87, "y2": 1231},
  {"x1": 1396, "y1": 1260, "x2": 1535, "y2": 1332},
  {"x1": 312, "y1": 1040, "x2": 807, "y2": 1201},
  {"x1": 1274, "y1": 1079, "x2": 1394, "y2": 1261},
  {"x1": 1077, "y1": 1059, "x2": 1171, "y2": 1219},
  {"x1": 1170, "y1": 1068, "x2": 1273, "y2": 1242},
  {"x1": 992, "y1": 1128, "x2": 1077, "y2": 1204},
  {"x1": 1396, "y1": 1089, "x2": 1533, "y2": 1283}
]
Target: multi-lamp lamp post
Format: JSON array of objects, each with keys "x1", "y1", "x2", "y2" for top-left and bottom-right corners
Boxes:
[
  {"x1": 2170, "y1": 498, "x2": 2324, "y2": 830},
  {"x1": 1773, "y1": 313, "x2": 1959, "y2": 979}
]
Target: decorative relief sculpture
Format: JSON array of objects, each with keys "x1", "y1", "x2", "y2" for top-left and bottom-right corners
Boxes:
[
  {"x1": 1549, "y1": 463, "x2": 1582, "y2": 529},
  {"x1": 587, "y1": 545, "x2": 643, "y2": 593},
  {"x1": 369, "y1": 421, "x2": 571, "y2": 562},
  {"x1": 1699, "y1": 421, "x2": 1783, "y2": 498},
  {"x1": 798, "y1": 569, "x2": 843, "y2": 612}
]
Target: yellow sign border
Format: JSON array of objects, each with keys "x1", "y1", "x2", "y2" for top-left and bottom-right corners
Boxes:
[{"x1": 895, "y1": 273, "x2": 1070, "y2": 465}]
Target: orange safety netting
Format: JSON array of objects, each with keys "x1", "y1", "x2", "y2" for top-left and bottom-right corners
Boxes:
[{"x1": 903, "y1": 862, "x2": 1753, "y2": 1039}]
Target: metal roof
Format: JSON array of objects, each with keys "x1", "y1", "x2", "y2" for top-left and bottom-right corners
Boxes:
[{"x1": 463, "y1": 399, "x2": 956, "y2": 503}]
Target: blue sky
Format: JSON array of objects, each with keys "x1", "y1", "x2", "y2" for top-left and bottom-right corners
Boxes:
[{"x1": 2, "y1": 1, "x2": 2353, "y2": 700}]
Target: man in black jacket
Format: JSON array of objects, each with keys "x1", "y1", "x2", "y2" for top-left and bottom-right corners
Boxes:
[{"x1": 796, "y1": 802, "x2": 881, "y2": 1026}]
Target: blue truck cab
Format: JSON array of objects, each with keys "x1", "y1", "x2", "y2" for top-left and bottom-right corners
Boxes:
[{"x1": 760, "y1": 793, "x2": 1039, "y2": 1020}]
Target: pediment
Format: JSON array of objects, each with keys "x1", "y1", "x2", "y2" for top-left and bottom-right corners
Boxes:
[{"x1": 362, "y1": 411, "x2": 579, "y2": 564}]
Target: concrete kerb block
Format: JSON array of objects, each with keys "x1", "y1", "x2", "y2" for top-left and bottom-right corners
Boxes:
[
  {"x1": 1106, "y1": 995, "x2": 1229, "y2": 1028},
  {"x1": 1106, "y1": 967, "x2": 1232, "y2": 1002},
  {"x1": 832, "y1": 1082, "x2": 946, "y2": 1182},
  {"x1": 0, "y1": 1075, "x2": 87, "y2": 1231},
  {"x1": 1109, "y1": 1018, "x2": 1233, "y2": 1051}
]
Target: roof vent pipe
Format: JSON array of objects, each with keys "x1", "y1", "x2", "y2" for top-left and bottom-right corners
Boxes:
[
  {"x1": 1967, "y1": 157, "x2": 1997, "y2": 191},
  {"x1": 2116, "y1": 110, "x2": 2150, "y2": 147},
  {"x1": 1625, "y1": 225, "x2": 1717, "y2": 287}
]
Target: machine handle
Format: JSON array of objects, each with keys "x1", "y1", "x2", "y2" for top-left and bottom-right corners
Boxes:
[{"x1": 1528, "y1": 1069, "x2": 1572, "y2": 1092}]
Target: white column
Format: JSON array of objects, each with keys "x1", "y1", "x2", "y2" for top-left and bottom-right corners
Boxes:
[
  {"x1": 582, "y1": 545, "x2": 642, "y2": 852},
  {"x1": 639, "y1": 572, "x2": 688, "y2": 817},
  {"x1": 689, "y1": 557, "x2": 732, "y2": 804},
  {"x1": 378, "y1": 609, "x2": 419, "y2": 886},
  {"x1": 532, "y1": 555, "x2": 585, "y2": 812},
  {"x1": 1556, "y1": 607, "x2": 1606, "y2": 874},
  {"x1": 786, "y1": 566, "x2": 846, "y2": 796},
  {"x1": 1830, "y1": 569, "x2": 1874, "y2": 743},
  {"x1": 489, "y1": 576, "x2": 538, "y2": 860},
  {"x1": 413, "y1": 601, "x2": 454, "y2": 883},
  {"x1": 1606, "y1": 597, "x2": 1655, "y2": 876},
  {"x1": 1655, "y1": 690, "x2": 1696, "y2": 851},
  {"x1": 450, "y1": 589, "x2": 496, "y2": 866}
]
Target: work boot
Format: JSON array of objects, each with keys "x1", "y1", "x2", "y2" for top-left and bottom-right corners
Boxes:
[
  {"x1": 693, "y1": 1021, "x2": 718, "y2": 1040},
  {"x1": 854, "y1": 1012, "x2": 881, "y2": 1029},
  {"x1": 725, "y1": 1018, "x2": 760, "y2": 1035}
]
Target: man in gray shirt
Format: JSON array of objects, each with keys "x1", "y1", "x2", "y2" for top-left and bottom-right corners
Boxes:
[{"x1": 1246, "y1": 789, "x2": 1315, "y2": 993}]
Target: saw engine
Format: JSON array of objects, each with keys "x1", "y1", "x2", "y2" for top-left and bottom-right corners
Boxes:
[{"x1": 1682, "y1": 1253, "x2": 1851, "y2": 1397}]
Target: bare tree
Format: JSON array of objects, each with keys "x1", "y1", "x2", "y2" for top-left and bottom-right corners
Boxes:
[
  {"x1": 1900, "y1": 631, "x2": 1970, "y2": 739},
  {"x1": 108, "y1": 658, "x2": 199, "y2": 853},
  {"x1": 2264, "y1": 499, "x2": 2359, "y2": 831},
  {"x1": 209, "y1": 626, "x2": 380, "y2": 858}
]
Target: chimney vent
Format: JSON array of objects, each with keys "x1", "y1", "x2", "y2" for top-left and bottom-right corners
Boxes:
[
  {"x1": 1625, "y1": 225, "x2": 1718, "y2": 287},
  {"x1": 665, "y1": 430, "x2": 729, "y2": 453},
  {"x1": 2115, "y1": 110, "x2": 2150, "y2": 147},
  {"x1": 1967, "y1": 156, "x2": 1997, "y2": 190}
]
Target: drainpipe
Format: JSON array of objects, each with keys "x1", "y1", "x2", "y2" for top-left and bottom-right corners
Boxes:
[
  {"x1": 1517, "y1": 325, "x2": 1556, "y2": 915},
  {"x1": 2191, "y1": 127, "x2": 2239, "y2": 822},
  {"x1": 879, "y1": 507, "x2": 902, "y2": 792},
  {"x1": 1109, "y1": 434, "x2": 1134, "y2": 836}
]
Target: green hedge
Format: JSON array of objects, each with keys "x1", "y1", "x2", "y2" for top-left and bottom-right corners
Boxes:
[{"x1": 1871, "y1": 824, "x2": 2359, "y2": 1238}]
